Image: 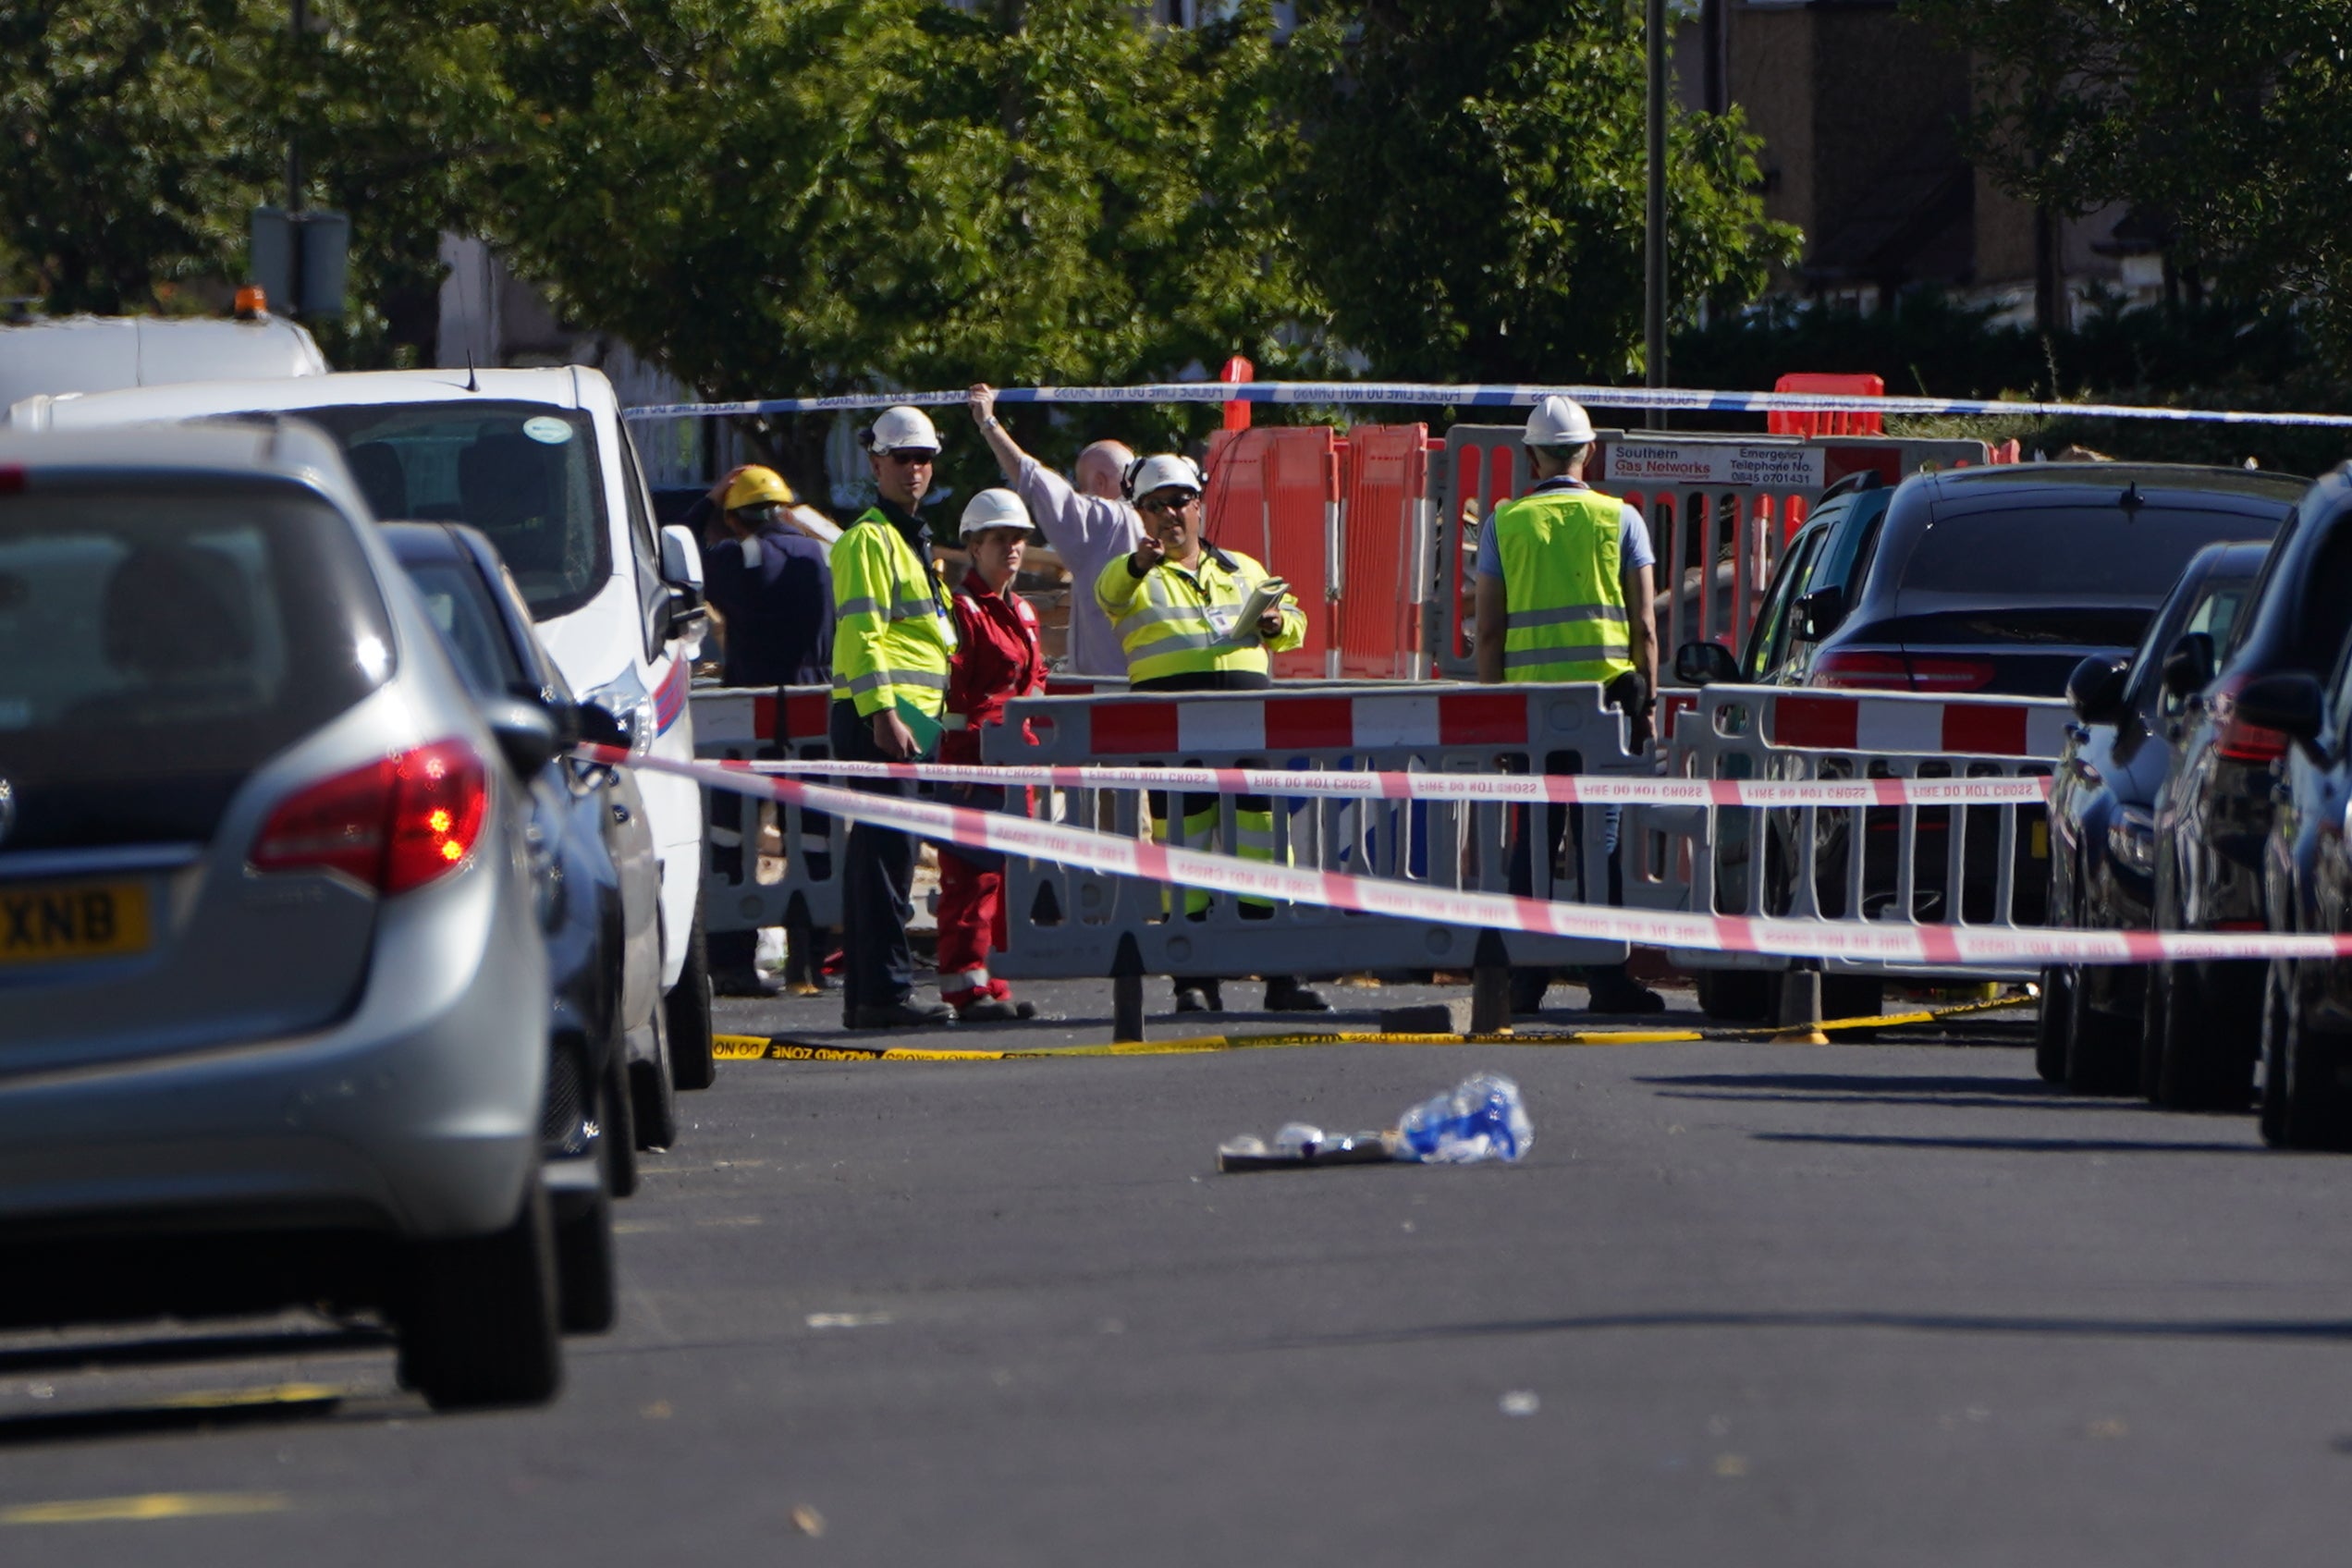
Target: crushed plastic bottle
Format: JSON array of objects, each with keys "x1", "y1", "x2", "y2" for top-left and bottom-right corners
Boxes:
[{"x1": 1395, "y1": 1072, "x2": 1533, "y2": 1165}]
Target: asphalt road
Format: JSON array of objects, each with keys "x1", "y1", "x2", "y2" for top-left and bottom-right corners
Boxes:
[{"x1": 6, "y1": 979, "x2": 2352, "y2": 1565}]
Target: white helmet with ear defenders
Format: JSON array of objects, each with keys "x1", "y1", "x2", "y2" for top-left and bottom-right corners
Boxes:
[
  {"x1": 1121, "y1": 453, "x2": 1206, "y2": 503},
  {"x1": 865, "y1": 404, "x2": 941, "y2": 454}
]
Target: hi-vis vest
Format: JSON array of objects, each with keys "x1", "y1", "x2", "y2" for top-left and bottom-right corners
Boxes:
[
  {"x1": 1095, "y1": 545, "x2": 1305, "y2": 685},
  {"x1": 1490, "y1": 485, "x2": 1635, "y2": 684},
  {"x1": 831, "y1": 508, "x2": 958, "y2": 717}
]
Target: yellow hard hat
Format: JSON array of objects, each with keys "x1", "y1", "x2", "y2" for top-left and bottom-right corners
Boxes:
[{"x1": 722, "y1": 466, "x2": 794, "y2": 510}]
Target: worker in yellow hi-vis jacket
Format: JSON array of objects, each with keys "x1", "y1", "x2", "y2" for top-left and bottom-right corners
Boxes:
[
  {"x1": 1094, "y1": 453, "x2": 1330, "y2": 1018},
  {"x1": 831, "y1": 405, "x2": 958, "y2": 1031}
]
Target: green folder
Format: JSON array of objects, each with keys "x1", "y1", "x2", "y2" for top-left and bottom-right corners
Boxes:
[{"x1": 894, "y1": 697, "x2": 945, "y2": 758}]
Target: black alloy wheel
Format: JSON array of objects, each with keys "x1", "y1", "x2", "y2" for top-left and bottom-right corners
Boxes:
[
  {"x1": 2155, "y1": 960, "x2": 2259, "y2": 1111},
  {"x1": 2275, "y1": 975, "x2": 2352, "y2": 1150},
  {"x1": 397, "y1": 1184, "x2": 564, "y2": 1411},
  {"x1": 2035, "y1": 966, "x2": 2074, "y2": 1084},
  {"x1": 2065, "y1": 964, "x2": 2140, "y2": 1095}
]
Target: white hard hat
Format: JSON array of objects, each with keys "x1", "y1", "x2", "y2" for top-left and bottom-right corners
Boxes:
[
  {"x1": 959, "y1": 487, "x2": 1031, "y2": 539},
  {"x1": 866, "y1": 404, "x2": 940, "y2": 454},
  {"x1": 1525, "y1": 395, "x2": 1596, "y2": 448},
  {"x1": 1121, "y1": 453, "x2": 1205, "y2": 502}
]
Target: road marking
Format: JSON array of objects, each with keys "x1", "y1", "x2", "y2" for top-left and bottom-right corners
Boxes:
[
  {"x1": 806, "y1": 1312, "x2": 892, "y2": 1329},
  {"x1": 713, "y1": 994, "x2": 2034, "y2": 1063},
  {"x1": 1, "y1": 1492, "x2": 291, "y2": 1525},
  {"x1": 153, "y1": 1383, "x2": 345, "y2": 1412}
]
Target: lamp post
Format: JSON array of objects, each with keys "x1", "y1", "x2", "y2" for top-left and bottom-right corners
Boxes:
[{"x1": 1645, "y1": 0, "x2": 1668, "y2": 430}]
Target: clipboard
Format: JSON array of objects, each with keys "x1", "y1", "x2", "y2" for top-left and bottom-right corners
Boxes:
[{"x1": 1233, "y1": 576, "x2": 1289, "y2": 645}]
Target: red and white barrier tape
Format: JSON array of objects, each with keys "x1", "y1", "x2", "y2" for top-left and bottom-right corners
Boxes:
[
  {"x1": 717, "y1": 754, "x2": 2051, "y2": 808},
  {"x1": 598, "y1": 745, "x2": 2346, "y2": 970}
]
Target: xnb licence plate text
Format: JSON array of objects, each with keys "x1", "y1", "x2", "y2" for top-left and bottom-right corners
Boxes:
[{"x1": 0, "y1": 881, "x2": 152, "y2": 965}]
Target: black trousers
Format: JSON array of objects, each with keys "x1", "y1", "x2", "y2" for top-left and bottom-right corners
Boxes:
[{"x1": 830, "y1": 699, "x2": 919, "y2": 1012}]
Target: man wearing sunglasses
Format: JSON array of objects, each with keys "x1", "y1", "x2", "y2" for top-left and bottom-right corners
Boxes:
[
  {"x1": 832, "y1": 405, "x2": 960, "y2": 1029},
  {"x1": 1095, "y1": 453, "x2": 1331, "y2": 1016}
]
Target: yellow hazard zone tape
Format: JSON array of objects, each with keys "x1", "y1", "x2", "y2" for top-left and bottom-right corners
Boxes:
[
  {"x1": 712, "y1": 992, "x2": 2033, "y2": 1063},
  {"x1": 1, "y1": 1492, "x2": 293, "y2": 1525}
]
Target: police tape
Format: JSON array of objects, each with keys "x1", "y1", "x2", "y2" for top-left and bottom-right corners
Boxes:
[
  {"x1": 620, "y1": 380, "x2": 2352, "y2": 430},
  {"x1": 723, "y1": 754, "x2": 2051, "y2": 808},
  {"x1": 593, "y1": 745, "x2": 2352, "y2": 969}
]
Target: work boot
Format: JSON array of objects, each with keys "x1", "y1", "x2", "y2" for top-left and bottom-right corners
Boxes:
[
  {"x1": 712, "y1": 968, "x2": 784, "y2": 1000},
  {"x1": 1264, "y1": 977, "x2": 1332, "y2": 1013},
  {"x1": 958, "y1": 998, "x2": 1037, "y2": 1023},
  {"x1": 1173, "y1": 979, "x2": 1225, "y2": 1014},
  {"x1": 1585, "y1": 974, "x2": 1666, "y2": 1015},
  {"x1": 846, "y1": 998, "x2": 955, "y2": 1030}
]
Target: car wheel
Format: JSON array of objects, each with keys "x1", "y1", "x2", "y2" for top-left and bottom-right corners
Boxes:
[
  {"x1": 665, "y1": 913, "x2": 717, "y2": 1092},
  {"x1": 2156, "y1": 960, "x2": 2258, "y2": 1111},
  {"x1": 601, "y1": 1036, "x2": 637, "y2": 1199},
  {"x1": 398, "y1": 1184, "x2": 563, "y2": 1411},
  {"x1": 2278, "y1": 979, "x2": 2352, "y2": 1150},
  {"x1": 2065, "y1": 965, "x2": 2138, "y2": 1095},
  {"x1": 554, "y1": 1176, "x2": 618, "y2": 1336},
  {"x1": 2260, "y1": 958, "x2": 2294, "y2": 1147},
  {"x1": 1694, "y1": 970, "x2": 1774, "y2": 1023},
  {"x1": 631, "y1": 1007, "x2": 680, "y2": 1152},
  {"x1": 2035, "y1": 967, "x2": 2074, "y2": 1084}
]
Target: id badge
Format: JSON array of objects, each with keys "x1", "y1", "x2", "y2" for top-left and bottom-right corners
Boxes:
[{"x1": 1206, "y1": 604, "x2": 1239, "y2": 640}]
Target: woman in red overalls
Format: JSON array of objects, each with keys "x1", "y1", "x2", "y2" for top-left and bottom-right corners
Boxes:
[{"x1": 937, "y1": 488, "x2": 1048, "y2": 1021}]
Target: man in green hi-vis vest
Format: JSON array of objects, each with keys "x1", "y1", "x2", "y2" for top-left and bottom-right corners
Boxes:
[
  {"x1": 1475, "y1": 394, "x2": 1663, "y2": 1017},
  {"x1": 831, "y1": 404, "x2": 960, "y2": 1031}
]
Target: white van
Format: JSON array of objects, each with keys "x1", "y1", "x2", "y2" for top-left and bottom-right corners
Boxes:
[
  {"x1": 1, "y1": 313, "x2": 328, "y2": 408},
  {"x1": 12, "y1": 367, "x2": 719, "y2": 1085}
]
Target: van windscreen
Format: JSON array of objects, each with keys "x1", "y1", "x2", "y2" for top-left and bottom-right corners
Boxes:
[{"x1": 293, "y1": 401, "x2": 610, "y2": 621}]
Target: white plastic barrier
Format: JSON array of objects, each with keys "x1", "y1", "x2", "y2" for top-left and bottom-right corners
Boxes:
[
  {"x1": 1623, "y1": 684, "x2": 2064, "y2": 984},
  {"x1": 977, "y1": 682, "x2": 1654, "y2": 983},
  {"x1": 691, "y1": 687, "x2": 843, "y2": 957}
]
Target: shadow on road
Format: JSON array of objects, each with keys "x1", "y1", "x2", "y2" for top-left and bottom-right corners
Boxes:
[
  {"x1": 1639, "y1": 1072, "x2": 2155, "y2": 1114},
  {"x1": 1277, "y1": 1306, "x2": 2352, "y2": 1353},
  {"x1": 1756, "y1": 1132, "x2": 2253, "y2": 1155}
]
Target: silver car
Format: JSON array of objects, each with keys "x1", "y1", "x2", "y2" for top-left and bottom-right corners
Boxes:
[{"x1": 0, "y1": 422, "x2": 567, "y2": 1409}]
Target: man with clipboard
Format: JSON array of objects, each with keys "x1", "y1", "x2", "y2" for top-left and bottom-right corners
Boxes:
[{"x1": 1095, "y1": 454, "x2": 1332, "y2": 1016}]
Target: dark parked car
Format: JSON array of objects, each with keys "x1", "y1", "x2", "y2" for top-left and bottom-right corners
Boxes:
[
  {"x1": 1687, "y1": 463, "x2": 2304, "y2": 699},
  {"x1": 2149, "y1": 465, "x2": 2352, "y2": 1110},
  {"x1": 1681, "y1": 471, "x2": 1895, "y2": 689},
  {"x1": 2037, "y1": 542, "x2": 2267, "y2": 1091},
  {"x1": 385, "y1": 523, "x2": 666, "y2": 1333},
  {"x1": 2248, "y1": 620, "x2": 2352, "y2": 1147}
]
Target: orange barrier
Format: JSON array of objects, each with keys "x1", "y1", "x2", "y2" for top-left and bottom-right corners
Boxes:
[
  {"x1": 1334, "y1": 424, "x2": 1431, "y2": 679},
  {"x1": 1769, "y1": 372, "x2": 1886, "y2": 436},
  {"x1": 1205, "y1": 426, "x2": 1342, "y2": 678}
]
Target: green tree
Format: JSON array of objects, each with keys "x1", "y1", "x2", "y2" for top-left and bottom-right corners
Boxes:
[
  {"x1": 1277, "y1": 0, "x2": 1798, "y2": 385},
  {"x1": 478, "y1": 0, "x2": 1321, "y2": 499},
  {"x1": 0, "y1": 1, "x2": 272, "y2": 312},
  {"x1": 1912, "y1": 0, "x2": 2352, "y2": 356}
]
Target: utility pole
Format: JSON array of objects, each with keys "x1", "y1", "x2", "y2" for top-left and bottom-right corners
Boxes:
[
  {"x1": 286, "y1": 0, "x2": 307, "y2": 318},
  {"x1": 1644, "y1": 0, "x2": 1668, "y2": 430}
]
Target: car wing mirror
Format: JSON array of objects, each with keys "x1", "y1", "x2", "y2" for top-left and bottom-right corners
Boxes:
[
  {"x1": 2065, "y1": 654, "x2": 2131, "y2": 725},
  {"x1": 659, "y1": 523, "x2": 704, "y2": 591},
  {"x1": 2234, "y1": 670, "x2": 2325, "y2": 745},
  {"x1": 573, "y1": 700, "x2": 631, "y2": 752},
  {"x1": 1795, "y1": 585, "x2": 1846, "y2": 641},
  {"x1": 480, "y1": 694, "x2": 560, "y2": 778},
  {"x1": 1674, "y1": 640, "x2": 1741, "y2": 687},
  {"x1": 2161, "y1": 631, "x2": 2215, "y2": 703}
]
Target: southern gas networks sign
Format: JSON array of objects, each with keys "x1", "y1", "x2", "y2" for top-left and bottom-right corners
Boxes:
[{"x1": 1600, "y1": 441, "x2": 1826, "y2": 491}]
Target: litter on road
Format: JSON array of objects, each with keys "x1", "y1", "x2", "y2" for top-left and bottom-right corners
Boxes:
[{"x1": 1218, "y1": 1072, "x2": 1534, "y2": 1172}]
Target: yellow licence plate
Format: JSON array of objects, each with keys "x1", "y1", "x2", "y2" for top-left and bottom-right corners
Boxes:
[{"x1": 0, "y1": 879, "x2": 153, "y2": 966}]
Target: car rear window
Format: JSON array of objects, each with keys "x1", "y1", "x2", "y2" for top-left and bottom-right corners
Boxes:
[
  {"x1": 0, "y1": 486, "x2": 394, "y2": 849},
  {"x1": 1900, "y1": 506, "x2": 2281, "y2": 605},
  {"x1": 402, "y1": 557, "x2": 530, "y2": 699},
  {"x1": 291, "y1": 401, "x2": 611, "y2": 622}
]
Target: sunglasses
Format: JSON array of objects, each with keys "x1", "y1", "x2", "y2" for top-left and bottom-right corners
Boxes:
[
  {"x1": 1139, "y1": 492, "x2": 1200, "y2": 515},
  {"x1": 885, "y1": 447, "x2": 937, "y2": 466}
]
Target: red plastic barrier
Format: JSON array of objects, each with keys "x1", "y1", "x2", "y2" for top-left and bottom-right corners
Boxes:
[
  {"x1": 1335, "y1": 424, "x2": 1428, "y2": 679},
  {"x1": 1205, "y1": 426, "x2": 1341, "y2": 678},
  {"x1": 1769, "y1": 372, "x2": 1885, "y2": 437}
]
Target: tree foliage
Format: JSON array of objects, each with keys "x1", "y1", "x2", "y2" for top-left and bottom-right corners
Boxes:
[
  {"x1": 1913, "y1": 0, "x2": 2352, "y2": 354},
  {"x1": 477, "y1": 0, "x2": 1320, "y2": 495},
  {"x1": 1278, "y1": 0, "x2": 1798, "y2": 384}
]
